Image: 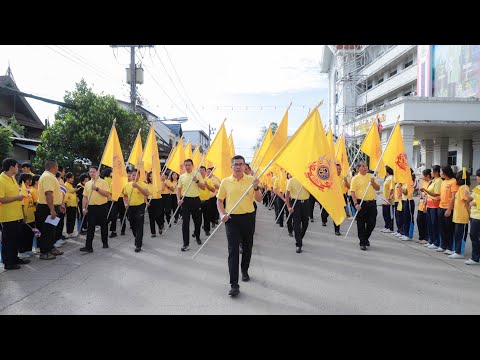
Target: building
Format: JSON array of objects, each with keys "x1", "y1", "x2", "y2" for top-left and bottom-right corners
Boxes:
[
  {"x1": 320, "y1": 45, "x2": 480, "y2": 175},
  {"x1": 0, "y1": 67, "x2": 46, "y2": 162},
  {"x1": 182, "y1": 130, "x2": 210, "y2": 153}
]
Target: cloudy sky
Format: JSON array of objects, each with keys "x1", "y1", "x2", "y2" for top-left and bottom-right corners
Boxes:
[{"x1": 0, "y1": 45, "x2": 329, "y2": 161}]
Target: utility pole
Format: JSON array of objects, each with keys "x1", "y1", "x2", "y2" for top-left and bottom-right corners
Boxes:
[{"x1": 208, "y1": 125, "x2": 216, "y2": 144}]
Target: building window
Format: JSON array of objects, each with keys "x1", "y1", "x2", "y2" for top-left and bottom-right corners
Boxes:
[
  {"x1": 377, "y1": 77, "x2": 384, "y2": 84},
  {"x1": 404, "y1": 91, "x2": 412, "y2": 96},
  {"x1": 390, "y1": 69, "x2": 397, "y2": 77},
  {"x1": 404, "y1": 59, "x2": 414, "y2": 68},
  {"x1": 367, "y1": 81, "x2": 372, "y2": 90},
  {"x1": 448, "y1": 151, "x2": 457, "y2": 166}
]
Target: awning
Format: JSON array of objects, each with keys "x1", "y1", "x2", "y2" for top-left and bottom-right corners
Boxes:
[{"x1": 16, "y1": 143, "x2": 37, "y2": 152}]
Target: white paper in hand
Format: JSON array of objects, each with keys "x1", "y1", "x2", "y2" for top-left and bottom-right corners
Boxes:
[{"x1": 45, "y1": 215, "x2": 60, "y2": 227}]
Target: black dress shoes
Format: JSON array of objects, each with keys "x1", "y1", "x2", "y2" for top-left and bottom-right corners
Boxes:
[
  {"x1": 80, "y1": 247, "x2": 93, "y2": 253},
  {"x1": 103, "y1": 243, "x2": 109, "y2": 249},
  {"x1": 135, "y1": 247, "x2": 141, "y2": 252},
  {"x1": 360, "y1": 245, "x2": 367, "y2": 251},
  {"x1": 228, "y1": 287, "x2": 240, "y2": 296},
  {"x1": 5, "y1": 264, "x2": 21, "y2": 270},
  {"x1": 241, "y1": 271, "x2": 250, "y2": 282},
  {"x1": 366, "y1": 240, "x2": 370, "y2": 246},
  {"x1": 17, "y1": 258, "x2": 30, "y2": 265}
]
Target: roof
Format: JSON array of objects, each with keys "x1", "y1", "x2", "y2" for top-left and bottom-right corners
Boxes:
[
  {"x1": 16, "y1": 143, "x2": 37, "y2": 152},
  {"x1": 165, "y1": 123, "x2": 182, "y2": 136}
]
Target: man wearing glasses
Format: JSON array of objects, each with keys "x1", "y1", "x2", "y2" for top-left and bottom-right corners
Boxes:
[{"x1": 217, "y1": 155, "x2": 262, "y2": 297}]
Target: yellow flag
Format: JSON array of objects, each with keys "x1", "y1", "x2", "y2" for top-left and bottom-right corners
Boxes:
[
  {"x1": 110, "y1": 125, "x2": 128, "y2": 200},
  {"x1": 205, "y1": 121, "x2": 231, "y2": 180},
  {"x1": 228, "y1": 132, "x2": 235, "y2": 158},
  {"x1": 463, "y1": 166, "x2": 467, "y2": 180},
  {"x1": 166, "y1": 137, "x2": 185, "y2": 175},
  {"x1": 142, "y1": 124, "x2": 162, "y2": 198},
  {"x1": 127, "y1": 130, "x2": 145, "y2": 183},
  {"x1": 252, "y1": 127, "x2": 274, "y2": 172},
  {"x1": 100, "y1": 124, "x2": 115, "y2": 168},
  {"x1": 257, "y1": 109, "x2": 288, "y2": 176},
  {"x1": 360, "y1": 118, "x2": 386, "y2": 178},
  {"x1": 383, "y1": 122, "x2": 412, "y2": 185},
  {"x1": 271, "y1": 108, "x2": 346, "y2": 225},
  {"x1": 192, "y1": 145, "x2": 201, "y2": 169},
  {"x1": 334, "y1": 133, "x2": 350, "y2": 177},
  {"x1": 326, "y1": 127, "x2": 335, "y2": 158},
  {"x1": 184, "y1": 139, "x2": 193, "y2": 160}
]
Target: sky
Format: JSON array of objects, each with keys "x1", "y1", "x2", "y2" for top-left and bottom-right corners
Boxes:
[{"x1": 0, "y1": 45, "x2": 329, "y2": 161}]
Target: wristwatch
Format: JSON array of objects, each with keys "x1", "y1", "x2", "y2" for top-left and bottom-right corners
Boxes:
[
  {"x1": 95, "y1": 187, "x2": 99, "y2": 192},
  {"x1": 254, "y1": 187, "x2": 259, "y2": 191}
]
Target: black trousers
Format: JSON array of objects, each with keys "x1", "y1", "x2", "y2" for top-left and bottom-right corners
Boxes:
[
  {"x1": 78, "y1": 203, "x2": 88, "y2": 231},
  {"x1": 356, "y1": 200, "x2": 377, "y2": 246},
  {"x1": 402, "y1": 199, "x2": 415, "y2": 237},
  {"x1": 148, "y1": 198, "x2": 163, "y2": 235},
  {"x1": 66, "y1": 206, "x2": 77, "y2": 234},
  {"x1": 181, "y1": 196, "x2": 202, "y2": 246},
  {"x1": 417, "y1": 210, "x2": 428, "y2": 240},
  {"x1": 439, "y1": 208, "x2": 454, "y2": 250},
  {"x1": 454, "y1": 223, "x2": 468, "y2": 254},
  {"x1": 292, "y1": 199, "x2": 309, "y2": 248},
  {"x1": 113, "y1": 198, "x2": 127, "y2": 233},
  {"x1": 19, "y1": 221, "x2": 35, "y2": 253},
  {"x1": 36, "y1": 204, "x2": 60, "y2": 254},
  {"x1": 55, "y1": 210, "x2": 65, "y2": 241},
  {"x1": 394, "y1": 202, "x2": 404, "y2": 234},
  {"x1": 170, "y1": 194, "x2": 180, "y2": 221},
  {"x1": 160, "y1": 195, "x2": 170, "y2": 226},
  {"x1": 1, "y1": 220, "x2": 22, "y2": 267},
  {"x1": 470, "y1": 218, "x2": 480, "y2": 262},
  {"x1": 308, "y1": 194, "x2": 316, "y2": 219},
  {"x1": 129, "y1": 204, "x2": 146, "y2": 248},
  {"x1": 208, "y1": 197, "x2": 218, "y2": 226},
  {"x1": 86, "y1": 204, "x2": 108, "y2": 249},
  {"x1": 225, "y1": 212, "x2": 255, "y2": 287},
  {"x1": 108, "y1": 200, "x2": 118, "y2": 232},
  {"x1": 321, "y1": 208, "x2": 340, "y2": 232},
  {"x1": 382, "y1": 204, "x2": 394, "y2": 231},
  {"x1": 200, "y1": 200, "x2": 210, "y2": 233}
]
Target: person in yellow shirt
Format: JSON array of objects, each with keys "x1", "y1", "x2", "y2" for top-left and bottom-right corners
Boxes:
[
  {"x1": 350, "y1": 161, "x2": 380, "y2": 250},
  {"x1": 123, "y1": 168, "x2": 149, "y2": 252},
  {"x1": 64, "y1": 173, "x2": 78, "y2": 238},
  {"x1": 464, "y1": 168, "x2": 480, "y2": 265},
  {"x1": 417, "y1": 169, "x2": 431, "y2": 244},
  {"x1": 381, "y1": 166, "x2": 394, "y2": 233},
  {"x1": 449, "y1": 170, "x2": 471, "y2": 259},
  {"x1": 420, "y1": 165, "x2": 443, "y2": 249},
  {"x1": 81, "y1": 166, "x2": 111, "y2": 253},
  {"x1": 399, "y1": 169, "x2": 415, "y2": 241},
  {"x1": 18, "y1": 173, "x2": 36, "y2": 258},
  {"x1": 36, "y1": 160, "x2": 65, "y2": 260},
  {"x1": 177, "y1": 159, "x2": 206, "y2": 251},
  {"x1": 198, "y1": 166, "x2": 216, "y2": 237},
  {"x1": 217, "y1": 155, "x2": 262, "y2": 297},
  {"x1": 57, "y1": 166, "x2": 66, "y2": 185},
  {"x1": 207, "y1": 168, "x2": 220, "y2": 227},
  {"x1": 0, "y1": 158, "x2": 30, "y2": 270},
  {"x1": 145, "y1": 171, "x2": 164, "y2": 237},
  {"x1": 167, "y1": 172, "x2": 180, "y2": 225},
  {"x1": 76, "y1": 173, "x2": 90, "y2": 235},
  {"x1": 320, "y1": 163, "x2": 342, "y2": 236},
  {"x1": 159, "y1": 173, "x2": 171, "y2": 229},
  {"x1": 272, "y1": 169, "x2": 288, "y2": 230},
  {"x1": 438, "y1": 165, "x2": 458, "y2": 253},
  {"x1": 286, "y1": 175, "x2": 311, "y2": 254}
]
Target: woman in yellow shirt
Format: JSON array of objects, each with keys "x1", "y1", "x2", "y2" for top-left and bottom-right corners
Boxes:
[
  {"x1": 169, "y1": 172, "x2": 180, "y2": 224},
  {"x1": 18, "y1": 173, "x2": 36, "y2": 258},
  {"x1": 400, "y1": 169, "x2": 415, "y2": 240},
  {"x1": 464, "y1": 169, "x2": 480, "y2": 264},
  {"x1": 449, "y1": 170, "x2": 470, "y2": 259},
  {"x1": 64, "y1": 173, "x2": 78, "y2": 237},
  {"x1": 438, "y1": 166, "x2": 459, "y2": 254},
  {"x1": 417, "y1": 169, "x2": 431, "y2": 244}
]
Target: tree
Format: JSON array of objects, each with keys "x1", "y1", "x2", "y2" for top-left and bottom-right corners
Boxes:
[
  {"x1": 7, "y1": 116, "x2": 25, "y2": 136},
  {"x1": 0, "y1": 127, "x2": 13, "y2": 163},
  {"x1": 253, "y1": 122, "x2": 278, "y2": 149},
  {"x1": 34, "y1": 79, "x2": 149, "y2": 174}
]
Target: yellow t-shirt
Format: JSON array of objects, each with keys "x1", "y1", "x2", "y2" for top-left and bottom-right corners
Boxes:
[
  {"x1": 199, "y1": 177, "x2": 214, "y2": 201},
  {"x1": 401, "y1": 183, "x2": 414, "y2": 201},
  {"x1": 209, "y1": 176, "x2": 220, "y2": 198},
  {"x1": 418, "y1": 182, "x2": 428, "y2": 212},
  {"x1": 470, "y1": 186, "x2": 480, "y2": 220},
  {"x1": 217, "y1": 174, "x2": 256, "y2": 214},
  {"x1": 84, "y1": 178, "x2": 110, "y2": 206},
  {"x1": 178, "y1": 172, "x2": 203, "y2": 198},
  {"x1": 147, "y1": 182, "x2": 162, "y2": 200},
  {"x1": 31, "y1": 187, "x2": 38, "y2": 205},
  {"x1": 64, "y1": 182, "x2": 77, "y2": 207},
  {"x1": 383, "y1": 176, "x2": 393, "y2": 202},
  {"x1": 273, "y1": 177, "x2": 287, "y2": 194},
  {"x1": 426, "y1": 177, "x2": 442, "y2": 208},
  {"x1": 38, "y1": 171, "x2": 63, "y2": 205},
  {"x1": 453, "y1": 184, "x2": 469, "y2": 224},
  {"x1": 286, "y1": 178, "x2": 310, "y2": 201},
  {"x1": 0, "y1": 172, "x2": 23, "y2": 222},
  {"x1": 440, "y1": 178, "x2": 459, "y2": 209},
  {"x1": 105, "y1": 176, "x2": 112, "y2": 191},
  {"x1": 123, "y1": 181, "x2": 149, "y2": 206},
  {"x1": 169, "y1": 179, "x2": 178, "y2": 195},
  {"x1": 161, "y1": 179, "x2": 170, "y2": 195},
  {"x1": 21, "y1": 185, "x2": 36, "y2": 223},
  {"x1": 350, "y1": 173, "x2": 378, "y2": 201}
]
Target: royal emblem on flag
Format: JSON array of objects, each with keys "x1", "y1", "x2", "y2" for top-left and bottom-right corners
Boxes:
[
  {"x1": 395, "y1": 153, "x2": 408, "y2": 171},
  {"x1": 305, "y1": 156, "x2": 333, "y2": 191}
]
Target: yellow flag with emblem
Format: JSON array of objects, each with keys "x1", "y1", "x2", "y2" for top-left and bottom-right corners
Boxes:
[
  {"x1": 271, "y1": 108, "x2": 346, "y2": 225},
  {"x1": 383, "y1": 122, "x2": 412, "y2": 185},
  {"x1": 360, "y1": 117, "x2": 386, "y2": 178}
]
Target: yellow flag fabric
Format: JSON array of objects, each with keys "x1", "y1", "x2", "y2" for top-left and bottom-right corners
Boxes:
[
  {"x1": 326, "y1": 127, "x2": 335, "y2": 158},
  {"x1": 271, "y1": 108, "x2": 346, "y2": 225},
  {"x1": 334, "y1": 133, "x2": 350, "y2": 177},
  {"x1": 463, "y1": 167, "x2": 467, "y2": 179},
  {"x1": 228, "y1": 132, "x2": 235, "y2": 158},
  {"x1": 100, "y1": 124, "x2": 115, "y2": 168},
  {"x1": 166, "y1": 137, "x2": 185, "y2": 175},
  {"x1": 110, "y1": 125, "x2": 128, "y2": 200},
  {"x1": 184, "y1": 140, "x2": 193, "y2": 160},
  {"x1": 205, "y1": 122, "x2": 231, "y2": 180},
  {"x1": 383, "y1": 122, "x2": 412, "y2": 185},
  {"x1": 257, "y1": 109, "x2": 288, "y2": 176},
  {"x1": 142, "y1": 125, "x2": 162, "y2": 198},
  {"x1": 127, "y1": 131, "x2": 145, "y2": 183},
  {"x1": 251, "y1": 147, "x2": 259, "y2": 168},
  {"x1": 252, "y1": 127, "x2": 274, "y2": 172},
  {"x1": 360, "y1": 119, "x2": 386, "y2": 178},
  {"x1": 192, "y1": 145, "x2": 201, "y2": 169}
]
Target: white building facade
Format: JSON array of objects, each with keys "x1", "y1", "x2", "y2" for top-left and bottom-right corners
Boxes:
[{"x1": 320, "y1": 45, "x2": 480, "y2": 175}]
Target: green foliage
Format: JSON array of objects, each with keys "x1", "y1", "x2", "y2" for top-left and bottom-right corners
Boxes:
[
  {"x1": 0, "y1": 126, "x2": 13, "y2": 162},
  {"x1": 253, "y1": 122, "x2": 278, "y2": 149},
  {"x1": 6, "y1": 116, "x2": 25, "y2": 136},
  {"x1": 33, "y1": 79, "x2": 149, "y2": 174}
]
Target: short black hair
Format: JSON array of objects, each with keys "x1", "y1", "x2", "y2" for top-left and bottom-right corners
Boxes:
[
  {"x1": 207, "y1": 167, "x2": 214, "y2": 171},
  {"x1": 66, "y1": 172, "x2": 74, "y2": 179},
  {"x1": 79, "y1": 173, "x2": 89, "y2": 183},
  {"x1": 456, "y1": 170, "x2": 471, "y2": 186},
  {"x1": 432, "y1": 165, "x2": 441, "y2": 174},
  {"x1": 422, "y1": 169, "x2": 432, "y2": 177},
  {"x1": 476, "y1": 169, "x2": 480, "y2": 177},
  {"x1": 45, "y1": 160, "x2": 57, "y2": 170},
  {"x1": 89, "y1": 165, "x2": 99, "y2": 171},
  {"x1": 199, "y1": 166, "x2": 206, "y2": 171},
  {"x1": 19, "y1": 173, "x2": 33, "y2": 184},
  {"x1": 1, "y1": 158, "x2": 17, "y2": 172},
  {"x1": 184, "y1": 159, "x2": 193, "y2": 165},
  {"x1": 32, "y1": 174, "x2": 40, "y2": 186},
  {"x1": 56, "y1": 172, "x2": 61, "y2": 178},
  {"x1": 441, "y1": 166, "x2": 454, "y2": 179},
  {"x1": 385, "y1": 165, "x2": 394, "y2": 176},
  {"x1": 355, "y1": 161, "x2": 366, "y2": 169},
  {"x1": 21, "y1": 162, "x2": 31, "y2": 169},
  {"x1": 101, "y1": 168, "x2": 112, "y2": 178},
  {"x1": 231, "y1": 155, "x2": 245, "y2": 164},
  {"x1": 58, "y1": 166, "x2": 64, "y2": 172}
]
